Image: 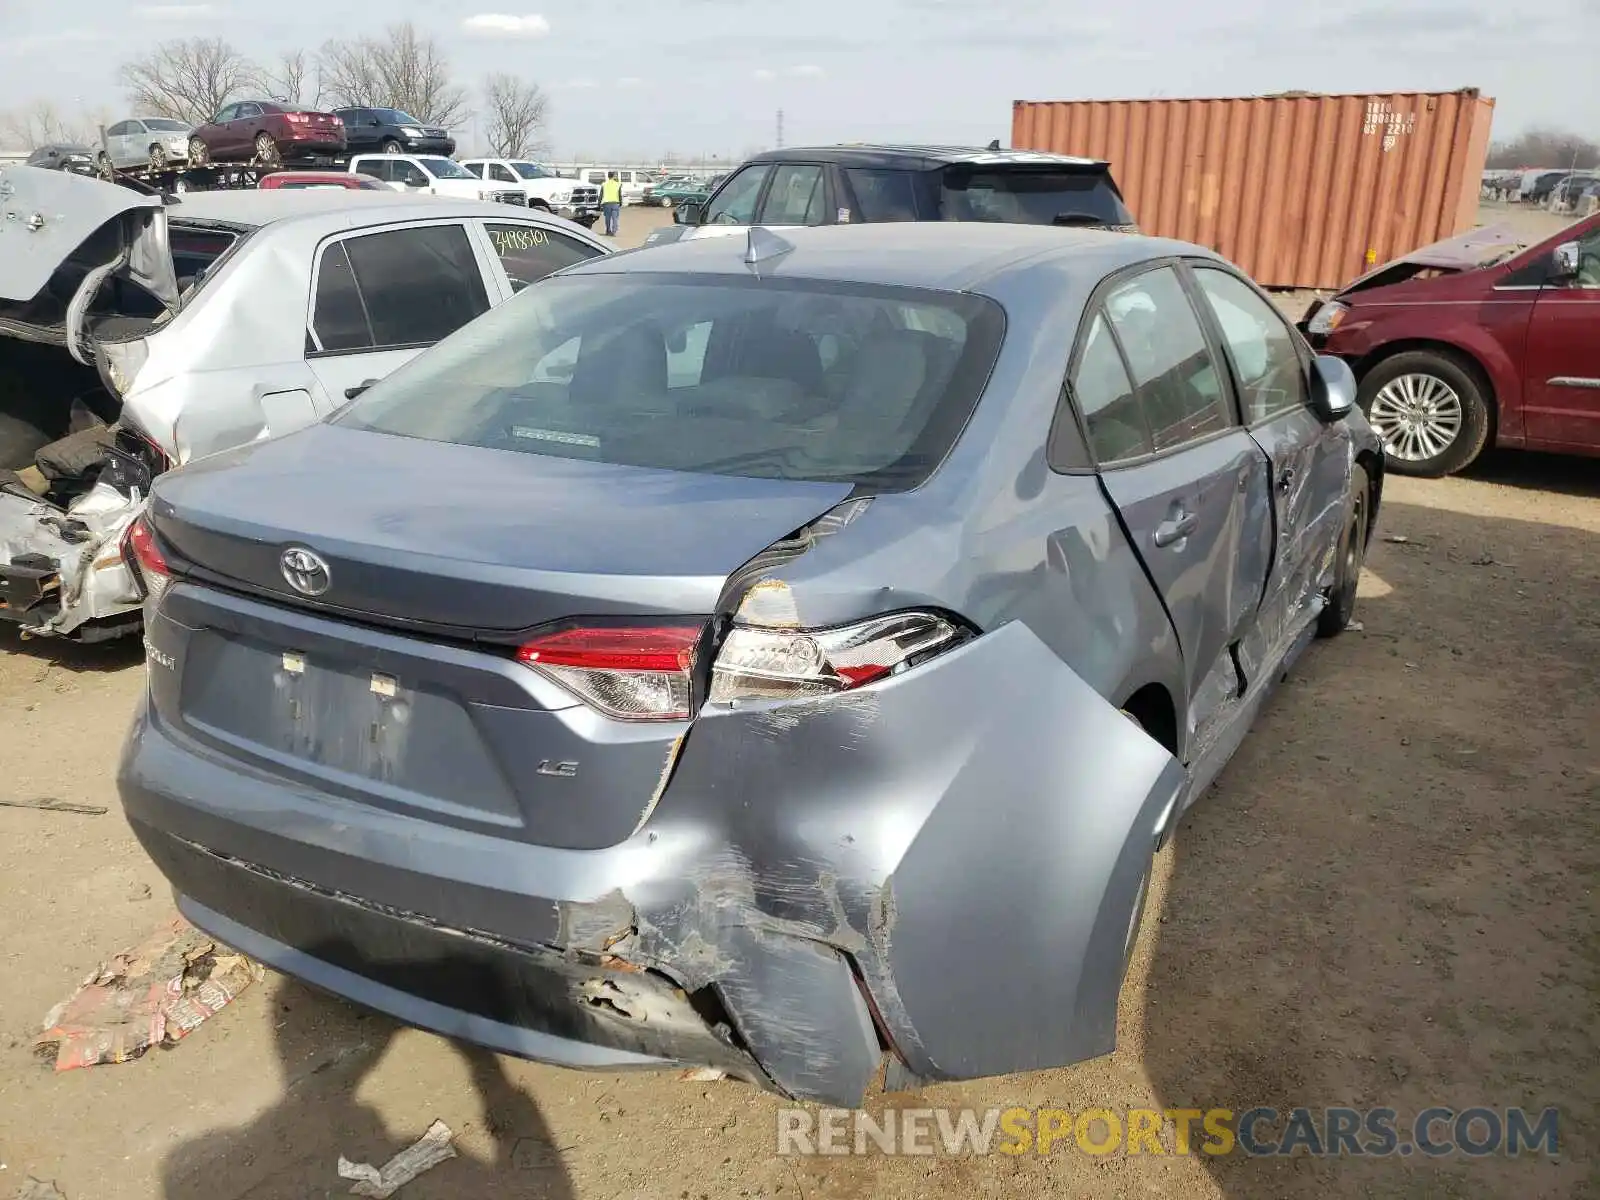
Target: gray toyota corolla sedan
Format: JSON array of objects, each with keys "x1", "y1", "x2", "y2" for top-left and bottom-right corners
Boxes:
[{"x1": 118, "y1": 222, "x2": 1383, "y2": 1106}]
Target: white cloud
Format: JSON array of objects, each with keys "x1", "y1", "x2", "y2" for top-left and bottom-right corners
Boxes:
[
  {"x1": 618, "y1": 76, "x2": 644, "y2": 87},
  {"x1": 752, "y1": 68, "x2": 777, "y2": 81},
  {"x1": 461, "y1": 13, "x2": 551, "y2": 36},
  {"x1": 787, "y1": 64, "x2": 826, "y2": 78},
  {"x1": 557, "y1": 79, "x2": 598, "y2": 90},
  {"x1": 136, "y1": 4, "x2": 216, "y2": 16}
]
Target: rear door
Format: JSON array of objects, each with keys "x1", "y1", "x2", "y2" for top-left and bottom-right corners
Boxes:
[
  {"x1": 106, "y1": 121, "x2": 136, "y2": 167},
  {"x1": 1073, "y1": 263, "x2": 1273, "y2": 746},
  {"x1": 305, "y1": 221, "x2": 497, "y2": 411},
  {"x1": 1188, "y1": 264, "x2": 1351, "y2": 657},
  {"x1": 1523, "y1": 218, "x2": 1600, "y2": 451}
]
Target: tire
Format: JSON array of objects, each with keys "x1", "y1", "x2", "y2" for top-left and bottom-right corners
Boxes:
[
  {"x1": 381, "y1": 139, "x2": 402, "y2": 154},
  {"x1": 0, "y1": 412, "x2": 53, "y2": 472},
  {"x1": 188, "y1": 137, "x2": 210, "y2": 166},
  {"x1": 1357, "y1": 350, "x2": 1491, "y2": 477},
  {"x1": 254, "y1": 133, "x2": 280, "y2": 167},
  {"x1": 659, "y1": 196, "x2": 674, "y2": 209},
  {"x1": 1317, "y1": 469, "x2": 1370, "y2": 638},
  {"x1": 149, "y1": 144, "x2": 168, "y2": 170},
  {"x1": 35, "y1": 425, "x2": 114, "y2": 482}
]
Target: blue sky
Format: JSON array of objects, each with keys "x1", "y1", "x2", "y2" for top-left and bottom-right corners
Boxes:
[{"x1": 1, "y1": 0, "x2": 1594, "y2": 158}]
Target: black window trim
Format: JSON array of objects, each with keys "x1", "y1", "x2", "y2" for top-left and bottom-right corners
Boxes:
[
  {"x1": 1048, "y1": 256, "x2": 1244, "y2": 475},
  {"x1": 305, "y1": 219, "x2": 486, "y2": 360},
  {"x1": 700, "y1": 162, "x2": 776, "y2": 226},
  {"x1": 1180, "y1": 257, "x2": 1315, "y2": 431}
]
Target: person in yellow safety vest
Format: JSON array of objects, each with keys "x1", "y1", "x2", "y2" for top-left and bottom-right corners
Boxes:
[{"x1": 600, "y1": 172, "x2": 623, "y2": 237}]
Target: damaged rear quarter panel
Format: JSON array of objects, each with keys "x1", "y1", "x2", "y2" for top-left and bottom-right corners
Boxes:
[{"x1": 650, "y1": 620, "x2": 1184, "y2": 1092}]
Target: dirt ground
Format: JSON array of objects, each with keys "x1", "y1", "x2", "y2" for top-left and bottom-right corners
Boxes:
[{"x1": 0, "y1": 203, "x2": 1596, "y2": 1200}]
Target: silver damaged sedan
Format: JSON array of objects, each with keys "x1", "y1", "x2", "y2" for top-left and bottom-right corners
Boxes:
[{"x1": 118, "y1": 222, "x2": 1383, "y2": 1106}]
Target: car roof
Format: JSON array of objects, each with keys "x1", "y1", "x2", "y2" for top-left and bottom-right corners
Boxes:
[
  {"x1": 566, "y1": 222, "x2": 1208, "y2": 292},
  {"x1": 740, "y1": 144, "x2": 1108, "y2": 170},
  {"x1": 164, "y1": 189, "x2": 534, "y2": 229}
]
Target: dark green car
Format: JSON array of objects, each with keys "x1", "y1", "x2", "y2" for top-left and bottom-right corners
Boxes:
[{"x1": 649, "y1": 175, "x2": 724, "y2": 208}]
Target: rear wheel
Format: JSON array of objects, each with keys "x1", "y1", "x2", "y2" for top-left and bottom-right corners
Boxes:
[
  {"x1": 381, "y1": 139, "x2": 402, "y2": 154},
  {"x1": 188, "y1": 137, "x2": 210, "y2": 166},
  {"x1": 1358, "y1": 350, "x2": 1491, "y2": 477},
  {"x1": 254, "y1": 132, "x2": 281, "y2": 167},
  {"x1": 1317, "y1": 470, "x2": 1370, "y2": 637},
  {"x1": 149, "y1": 143, "x2": 168, "y2": 170}
]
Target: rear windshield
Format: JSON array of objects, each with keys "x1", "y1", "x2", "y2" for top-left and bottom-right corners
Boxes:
[
  {"x1": 335, "y1": 274, "x2": 1005, "y2": 490},
  {"x1": 144, "y1": 119, "x2": 190, "y2": 132},
  {"x1": 939, "y1": 167, "x2": 1132, "y2": 226}
]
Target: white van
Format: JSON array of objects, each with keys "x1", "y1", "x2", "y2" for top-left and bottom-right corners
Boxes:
[{"x1": 580, "y1": 168, "x2": 647, "y2": 205}]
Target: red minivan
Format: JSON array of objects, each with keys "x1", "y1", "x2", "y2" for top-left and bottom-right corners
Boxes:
[{"x1": 1303, "y1": 213, "x2": 1600, "y2": 476}]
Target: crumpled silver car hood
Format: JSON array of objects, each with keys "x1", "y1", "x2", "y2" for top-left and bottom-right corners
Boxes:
[{"x1": 0, "y1": 164, "x2": 179, "y2": 311}]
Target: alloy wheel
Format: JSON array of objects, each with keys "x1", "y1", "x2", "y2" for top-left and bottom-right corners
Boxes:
[
  {"x1": 149, "y1": 144, "x2": 168, "y2": 170},
  {"x1": 1368, "y1": 372, "x2": 1464, "y2": 463},
  {"x1": 255, "y1": 133, "x2": 280, "y2": 167},
  {"x1": 188, "y1": 137, "x2": 209, "y2": 166}
]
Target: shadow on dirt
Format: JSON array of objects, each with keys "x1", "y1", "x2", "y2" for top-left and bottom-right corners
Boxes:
[
  {"x1": 1141, "y1": 497, "x2": 1599, "y2": 1197},
  {"x1": 0, "y1": 623, "x2": 144, "y2": 672},
  {"x1": 1464, "y1": 450, "x2": 1600, "y2": 500},
  {"x1": 159, "y1": 972, "x2": 575, "y2": 1200}
]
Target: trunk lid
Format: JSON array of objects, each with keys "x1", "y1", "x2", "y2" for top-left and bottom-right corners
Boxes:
[
  {"x1": 147, "y1": 421, "x2": 854, "y2": 633},
  {"x1": 143, "y1": 421, "x2": 853, "y2": 850},
  {"x1": 0, "y1": 163, "x2": 179, "y2": 310}
]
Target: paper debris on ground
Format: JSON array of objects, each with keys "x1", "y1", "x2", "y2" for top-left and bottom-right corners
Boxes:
[
  {"x1": 338, "y1": 1120, "x2": 457, "y2": 1199},
  {"x1": 15, "y1": 1179, "x2": 68, "y2": 1200},
  {"x1": 35, "y1": 917, "x2": 263, "y2": 1071},
  {"x1": 679, "y1": 1066, "x2": 726, "y2": 1081}
]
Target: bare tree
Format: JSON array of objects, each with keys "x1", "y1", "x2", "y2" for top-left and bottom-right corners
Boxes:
[
  {"x1": 257, "y1": 49, "x2": 321, "y2": 108},
  {"x1": 0, "y1": 100, "x2": 97, "y2": 148},
  {"x1": 118, "y1": 37, "x2": 257, "y2": 125},
  {"x1": 318, "y1": 23, "x2": 469, "y2": 128},
  {"x1": 480, "y1": 74, "x2": 549, "y2": 159},
  {"x1": 1487, "y1": 126, "x2": 1600, "y2": 170}
]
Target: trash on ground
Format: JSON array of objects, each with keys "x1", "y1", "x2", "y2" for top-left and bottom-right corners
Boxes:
[
  {"x1": 338, "y1": 1119, "x2": 457, "y2": 1199},
  {"x1": 1347, "y1": 620, "x2": 1365, "y2": 632},
  {"x1": 0, "y1": 797, "x2": 107, "y2": 816},
  {"x1": 15, "y1": 1178, "x2": 67, "y2": 1200},
  {"x1": 35, "y1": 917, "x2": 263, "y2": 1071},
  {"x1": 679, "y1": 1066, "x2": 727, "y2": 1081},
  {"x1": 1383, "y1": 535, "x2": 1410, "y2": 544}
]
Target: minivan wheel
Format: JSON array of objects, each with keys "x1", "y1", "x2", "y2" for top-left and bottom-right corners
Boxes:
[
  {"x1": 1358, "y1": 350, "x2": 1491, "y2": 477},
  {"x1": 254, "y1": 133, "x2": 280, "y2": 167}
]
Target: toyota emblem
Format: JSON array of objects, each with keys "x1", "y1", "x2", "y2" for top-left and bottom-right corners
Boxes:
[{"x1": 280, "y1": 547, "x2": 331, "y2": 596}]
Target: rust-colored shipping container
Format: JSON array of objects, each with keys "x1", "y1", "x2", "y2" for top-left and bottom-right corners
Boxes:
[{"x1": 1012, "y1": 89, "x2": 1495, "y2": 290}]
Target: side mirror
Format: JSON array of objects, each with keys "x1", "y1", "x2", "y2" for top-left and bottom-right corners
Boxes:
[
  {"x1": 344, "y1": 379, "x2": 380, "y2": 400},
  {"x1": 1309, "y1": 355, "x2": 1357, "y2": 422},
  {"x1": 1552, "y1": 241, "x2": 1580, "y2": 281},
  {"x1": 674, "y1": 201, "x2": 702, "y2": 225}
]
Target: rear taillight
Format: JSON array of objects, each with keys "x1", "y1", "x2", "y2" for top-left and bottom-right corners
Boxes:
[
  {"x1": 122, "y1": 515, "x2": 171, "y2": 603},
  {"x1": 517, "y1": 611, "x2": 964, "y2": 721},
  {"x1": 286, "y1": 112, "x2": 311, "y2": 125},
  {"x1": 710, "y1": 612, "x2": 960, "y2": 703},
  {"x1": 518, "y1": 624, "x2": 702, "y2": 721}
]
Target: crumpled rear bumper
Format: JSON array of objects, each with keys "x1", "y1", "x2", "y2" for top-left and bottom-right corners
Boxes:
[
  {"x1": 119, "y1": 621, "x2": 1185, "y2": 1105},
  {"x1": 0, "y1": 485, "x2": 142, "y2": 639}
]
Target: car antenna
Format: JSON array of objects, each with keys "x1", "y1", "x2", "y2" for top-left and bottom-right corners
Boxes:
[
  {"x1": 987, "y1": 138, "x2": 1001, "y2": 151},
  {"x1": 744, "y1": 225, "x2": 794, "y2": 271}
]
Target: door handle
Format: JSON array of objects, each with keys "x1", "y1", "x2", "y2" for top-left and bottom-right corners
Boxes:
[{"x1": 1153, "y1": 508, "x2": 1199, "y2": 548}]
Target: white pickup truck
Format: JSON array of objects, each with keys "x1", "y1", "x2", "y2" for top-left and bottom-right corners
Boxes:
[{"x1": 458, "y1": 159, "x2": 602, "y2": 228}]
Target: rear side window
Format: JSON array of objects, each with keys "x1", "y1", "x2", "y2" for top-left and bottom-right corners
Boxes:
[
  {"x1": 1072, "y1": 312, "x2": 1150, "y2": 462},
  {"x1": 1191, "y1": 267, "x2": 1307, "y2": 424},
  {"x1": 845, "y1": 169, "x2": 919, "y2": 221},
  {"x1": 939, "y1": 168, "x2": 1133, "y2": 226},
  {"x1": 489, "y1": 163, "x2": 517, "y2": 183},
  {"x1": 486, "y1": 223, "x2": 603, "y2": 292},
  {"x1": 311, "y1": 225, "x2": 490, "y2": 353},
  {"x1": 1102, "y1": 266, "x2": 1229, "y2": 452},
  {"x1": 335, "y1": 274, "x2": 1006, "y2": 492},
  {"x1": 461, "y1": 162, "x2": 485, "y2": 178}
]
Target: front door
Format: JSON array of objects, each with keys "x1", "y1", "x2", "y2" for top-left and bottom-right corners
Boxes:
[
  {"x1": 1523, "y1": 217, "x2": 1600, "y2": 452},
  {"x1": 1188, "y1": 263, "x2": 1353, "y2": 667},
  {"x1": 1078, "y1": 264, "x2": 1273, "y2": 747}
]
